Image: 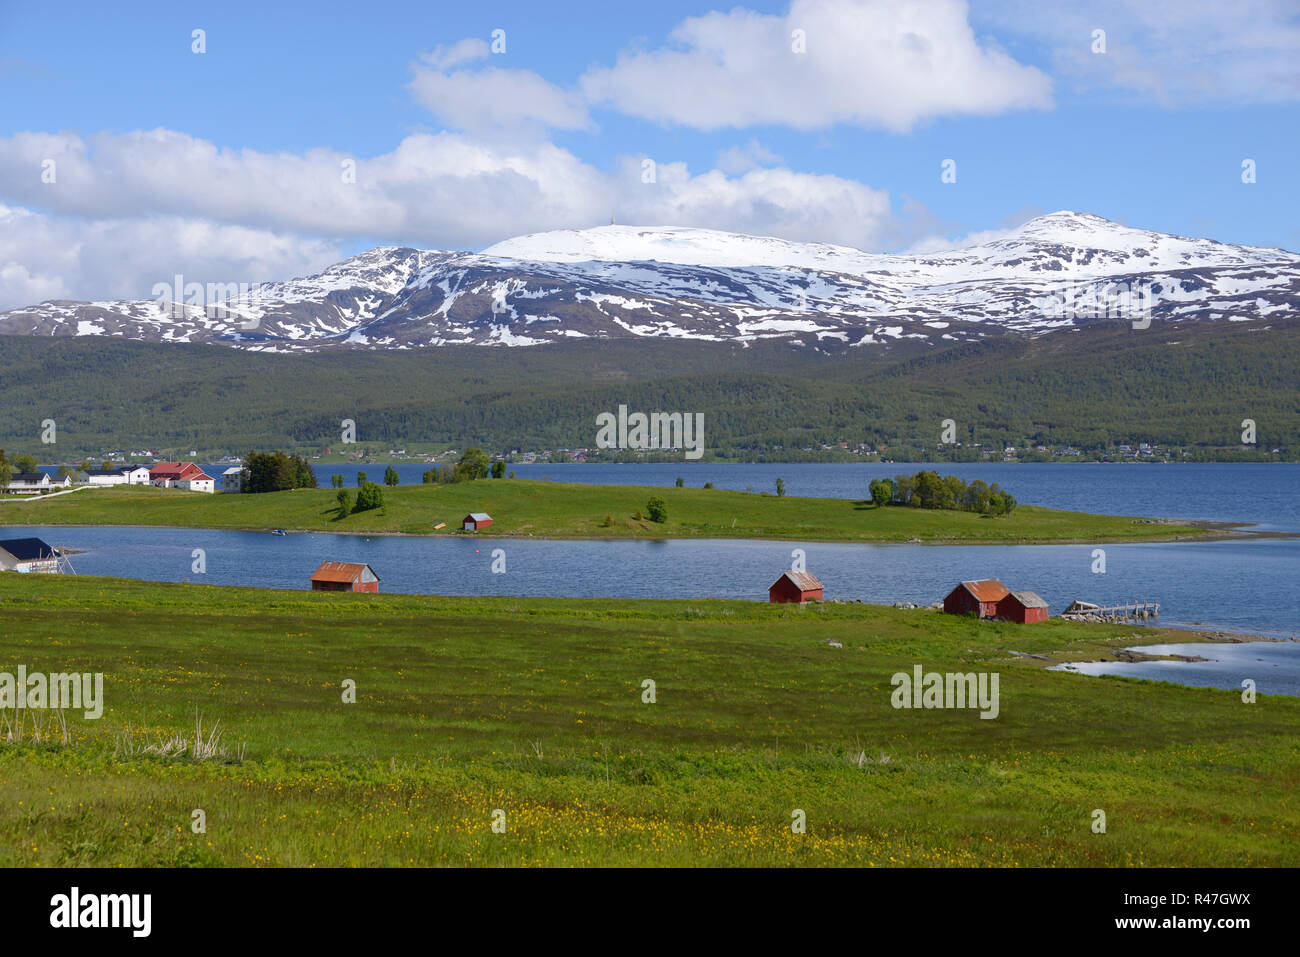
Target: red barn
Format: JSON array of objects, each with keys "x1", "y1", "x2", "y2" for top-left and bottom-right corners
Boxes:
[
  {"x1": 310, "y1": 561, "x2": 380, "y2": 593},
  {"x1": 462, "y1": 512, "x2": 493, "y2": 531},
  {"x1": 942, "y1": 579, "x2": 1010, "y2": 618},
  {"x1": 769, "y1": 570, "x2": 824, "y2": 603},
  {"x1": 996, "y1": 591, "x2": 1049, "y2": 624}
]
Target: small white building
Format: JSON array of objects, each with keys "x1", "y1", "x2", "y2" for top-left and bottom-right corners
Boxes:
[
  {"x1": 221, "y1": 467, "x2": 243, "y2": 493},
  {"x1": 84, "y1": 468, "x2": 129, "y2": 486},
  {"x1": 123, "y1": 466, "x2": 151, "y2": 485}
]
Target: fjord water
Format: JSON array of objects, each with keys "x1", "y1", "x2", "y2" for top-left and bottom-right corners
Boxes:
[
  {"x1": 10, "y1": 464, "x2": 1299, "y2": 693},
  {"x1": 317, "y1": 462, "x2": 1299, "y2": 532}
]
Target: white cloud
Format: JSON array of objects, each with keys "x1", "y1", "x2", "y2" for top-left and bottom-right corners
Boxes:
[
  {"x1": 0, "y1": 204, "x2": 339, "y2": 310},
  {"x1": 580, "y1": 0, "x2": 1053, "y2": 132},
  {"x1": 716, "y1": 139, "x2": 784, "y2": 174},
  {"x1": 0, "y1": 129, "x2": 924, "y2": 280},
  {"x1": 981, "y1": 0, "x2": 1300, "y2": 105},
  {"x1": 616, "y1": 160, "x2": 903, "y2": 249},
  {"x1": 408, "y1": 46, "x2": 591, "y2": 131}
]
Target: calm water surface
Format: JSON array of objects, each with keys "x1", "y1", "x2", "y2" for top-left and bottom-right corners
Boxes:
[{"x1": 15, "y1": 462, "x2": 1300, "y2": 693}]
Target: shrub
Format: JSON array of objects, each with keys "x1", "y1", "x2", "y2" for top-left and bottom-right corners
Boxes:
[
  {"x1": 354, "y1": 481, "x2": 384, "y2": 512},
  {"x1": 646, "y1": 497, "x2": 668, "y2": 523}
]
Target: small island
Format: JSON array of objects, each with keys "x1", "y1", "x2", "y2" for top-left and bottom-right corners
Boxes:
[{"x1": 0, "y1": 475, "x2": 1214, "y2": 545}]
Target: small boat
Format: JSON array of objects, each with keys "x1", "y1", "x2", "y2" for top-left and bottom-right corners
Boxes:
[{"x1": 271, "y1": 529, "x2": 288, "y2": 536}]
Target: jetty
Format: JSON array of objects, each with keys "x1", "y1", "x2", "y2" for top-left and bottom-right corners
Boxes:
[{"x1": 1061, "y1": 599, "x2": 1159, "y2": 623}]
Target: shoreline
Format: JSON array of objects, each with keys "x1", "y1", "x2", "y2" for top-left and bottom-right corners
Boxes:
[{"x1": 3, "y1": 516, "x2": 1283, "y2": 548}]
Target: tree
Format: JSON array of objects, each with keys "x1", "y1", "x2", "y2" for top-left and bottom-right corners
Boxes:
[
  {"x1": 646, "y1": 496, "x2": 668, "y2": 523},
  {"x1": 335, "y1": 488, "x2": 352, "y2": 517},
  {"x1": 453, "y1": 448, "x2": 489, "y2": 482},
  {"x1": 892, "y1": 474, "x2": 914, "y2": 506},
  {"x1": 675, "y1": 476, "x2": 684, "y2": 488},
  {"x1": 775, "y1": 477, "x2": 785, "y2": 497},
  {"x1": 384, "y1": 466, "x2": 400, "y2": 487},
  {"x1": 243, "y1": 451, "x2": 317, "y2": 493},
  {"x1": 491, "y1": 460, "x2": 506, "y2": 479},
  {"x1": 11, "y1": 453, "x2": 38, "y2": 474},
  {"x1": 332, "y1": 474, "x2": 344, "y2": 489},
  {"x1": 0, "y1": 450, "x2": 11, "y2": 493},
  {"x1": 422, "y1": 468, "x2": 438, "y2": 484},
  {"x1": 963, "y1": 479, "x2": 991, "y2": 514},
  {"x1": 354, "y1": 481, "x2": 384, "y2": 512},
  {"x1": 869, "y1": 477, "x2": 893, "y2": 506},
  {"x1": 356, "y1": 471, "x2": 368, "y2": 488}
]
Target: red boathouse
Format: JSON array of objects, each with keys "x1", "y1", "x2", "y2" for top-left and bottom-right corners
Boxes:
[
  {"x1": 769, "y1": 570, "x2": 824, "y2": 603},
  {"x1": 996, "y1": 591, "x2": 1049, "y2": 624},
  {"x1": 942, "y1": 579, "x2": 1010, "y2": 618},
  {"x1": 309, "y1": 561, "x2": 380, "y2": 593}
]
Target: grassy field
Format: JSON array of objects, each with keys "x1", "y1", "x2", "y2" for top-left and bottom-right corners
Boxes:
[
  {"x1": 0, "y1": 480, "x2": 1213, "y2": 544},
  {"x1": 0, "y1": 575, "x2": 1294, "y2": 867}
]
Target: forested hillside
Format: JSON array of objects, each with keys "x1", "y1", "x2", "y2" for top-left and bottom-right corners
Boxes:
[{"x1": 0, "y1": 318, "x2": 1294, "y2": 459}]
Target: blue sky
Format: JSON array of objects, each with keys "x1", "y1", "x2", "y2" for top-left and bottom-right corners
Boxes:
[{"x1": 1, "y1": 0, "x2": 1297, "y2": 305}]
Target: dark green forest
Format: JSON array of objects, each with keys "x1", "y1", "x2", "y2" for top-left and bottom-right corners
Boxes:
[{"x1": 0, "y1": 318, "x2": 1294, "y2": 460}]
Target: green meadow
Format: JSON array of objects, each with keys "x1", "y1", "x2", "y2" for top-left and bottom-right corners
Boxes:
[
  {"x1": 0, "y1": 575, "x2": 1294, "y2": 867},
  {"x1": 0, "y1": 480, "x2": 1212, "y2": 544}
]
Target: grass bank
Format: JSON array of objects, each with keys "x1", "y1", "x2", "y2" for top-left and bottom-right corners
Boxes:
[
  {"x1": 0, "y1": 575, "x2": 1294, "y2": 866},
  {"x1": 0, "y1": 480, "x2": 1212, "y2": 544}
]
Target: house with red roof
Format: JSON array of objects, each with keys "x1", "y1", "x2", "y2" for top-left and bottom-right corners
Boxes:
[{"x1": 149, "y1": 461, "x2": 215, "y2": 493}]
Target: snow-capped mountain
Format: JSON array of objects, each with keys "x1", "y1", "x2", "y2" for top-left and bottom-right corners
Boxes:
[{"x1": 2, "y1": 212, "x2": 1296, "y2": 352}]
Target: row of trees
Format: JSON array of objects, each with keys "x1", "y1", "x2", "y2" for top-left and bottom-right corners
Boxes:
[
  {"x1": 869, "y1": 471, "x2": 1017, "y2": 515},
  {"x1": 331, "y1": 467, "x2": 403, "y2": 489},
  {"x1": 421, "y1": 449, "x2": 507, "y2": 484},
  {"x1": 336, "y1": 482, "x2": 384, "y2": 517},
  {"x1": 243, "y1": 451, "x2": 317, "y2": 493}
]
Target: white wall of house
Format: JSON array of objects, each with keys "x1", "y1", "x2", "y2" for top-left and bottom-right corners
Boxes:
[
  {"x1": 125, "y1": 468, "x2": 151, "y2": 484},
  {"x1": 179, "y1": 478, "x2": 215, "y2": 493}
]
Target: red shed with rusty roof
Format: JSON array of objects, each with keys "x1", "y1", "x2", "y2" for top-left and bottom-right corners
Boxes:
[
  {"x1": 309, "y1": 561, "x2": 380, "y2": 593},
  {"x1": 996, "y1": 590, "x2": 1049, "y2": 624},
  {"x1": 769, "y1": 570, "x2": 824, "y2": 603},
  {"x1": 942, "y1": 579, "x2": 1010, "y2": 618}
]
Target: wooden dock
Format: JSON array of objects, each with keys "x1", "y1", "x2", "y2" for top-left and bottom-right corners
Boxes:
[{"x1": 1061, "y1": 600, "x2": 1159, "y2": 623}]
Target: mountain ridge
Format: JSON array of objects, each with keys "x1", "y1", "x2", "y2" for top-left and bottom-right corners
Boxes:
[{"x1": 2, "y1": 212, "x2": 1297, "y2": 353}]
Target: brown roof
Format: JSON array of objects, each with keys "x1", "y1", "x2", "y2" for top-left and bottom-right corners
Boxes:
[
  {"x1": 775, "y1": 570, "x2": 823, "y2": 592},
  {"x1": 1005, "y1": 590, "x2": 1048, "y2": 609},
  {"x1": 310, "y1": 561, "x2": 375, "y2": 583},
  {"x1": 959, "y1": 579, "x2": 1010, "y2": 602}
]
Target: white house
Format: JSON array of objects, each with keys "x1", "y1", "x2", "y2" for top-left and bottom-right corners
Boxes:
[
  {"x1": 5, "y1": 472, "x2": 70, "y2": 495},
  {"x1": 149, "y1": 462, "x2": 215, "y2": 493},
  {"x1": 221, "y1": 467, "x2": 243, "y2": 493},
  {"x1": 123, "y1": 466, "x2": 151, "y2": 485}
]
